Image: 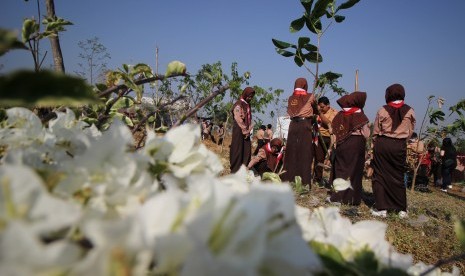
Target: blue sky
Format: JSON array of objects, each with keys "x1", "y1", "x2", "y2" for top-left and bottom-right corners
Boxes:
[{"x1": 1, "y1": 0, "x2": 464, "y2": 131}]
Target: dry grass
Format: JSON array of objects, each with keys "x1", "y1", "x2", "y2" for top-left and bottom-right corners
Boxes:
[{"x1": 205, "y1": 134, "x2": 465, "y2": 274}]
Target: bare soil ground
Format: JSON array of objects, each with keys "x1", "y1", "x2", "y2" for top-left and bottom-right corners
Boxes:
[{"x1": 205, "y1": 135, "x2": 465, "y2": 273}]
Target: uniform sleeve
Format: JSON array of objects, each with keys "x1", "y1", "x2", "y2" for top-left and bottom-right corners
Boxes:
[
  {"x1": 247, "y1": 148, "x2": 266, "y2": 169},
  {"x1": 408, "y1": 108, "x2": 416, "y2": 139},
  {"x1": 233, "y1": 105, "x2": 249, "y2": 135},
  {"x1": 372, "y1": 111, "x2": 381, "y2": 138},
  {"x1": 361, "y1": 123, "x2": 371, "y2": 139}
]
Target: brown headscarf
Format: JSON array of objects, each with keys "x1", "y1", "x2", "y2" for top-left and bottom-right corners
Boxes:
[
  {"x1": 294, "y1": 78, "x2": 308, "y2": 92},
  {"x1": 232, "y1": 87, "x2": 255, "y2": 127},
  {"x1": 269, "y1": 138, "x2": 283, "y2": 149},
  {"x1": 242, "y1": 87, "x2": 256, "y2": 101},
  {"x1": 265, "y1": 138, "x2": 284, "y2": 172},
  {"x1": 384, "y1": 83, "x2": 411, "y2": 131},
  {"x1": 332, "y1": 91, "x2": 369, "y2": 144},
  {"x1": 288, "y1": 78, "x2": 313, "y2": 117}
]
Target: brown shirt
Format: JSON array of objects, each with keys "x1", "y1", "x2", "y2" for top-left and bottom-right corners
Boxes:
[
  {"x1": 287, "y1": 94, "x2": 315, "y2": 118},
  {"x1": 264, "y1": 129, "x2": 273, "y2": 140},
  {"x1": 319, "y1": 107, "x2": 338, "y2": 137},
  {"x1": 373, "y1": 106, "x2": 415, "y2": 140},
  {"x1": 255, "y1": 129, "x2": 265, "y2": 140},
  {"x1": 248, "y1": 148, "x2": 267, "y2": 169},
  {"x1": 233, "y1": 104, "x2": 253, "y2": 135}
]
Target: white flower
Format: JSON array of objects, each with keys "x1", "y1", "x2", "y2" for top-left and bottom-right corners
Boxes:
[
  {"x1": 71, "y1": 216, "x2": 150, "y2": 276},
  {"x1": 0, "y1": 165, "x2": 81, "y2": 235},
  {"x1": 0, "y1": 221, "x2": 82, "y2": 275},
  {"x1": 332, "y1": 178, "x2": 352, "y2": 191},
  {"x1": 143, "y1": 123, "x2": 223, "y2": 185},
  {"x1": 297, "y1": 206, "x2": 413, "y2": 269}
]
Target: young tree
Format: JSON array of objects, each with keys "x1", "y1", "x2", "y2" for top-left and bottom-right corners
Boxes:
[
  {"x1": 75, "y1": 37, "x2": 111, "y2": 85},
  {"x1": 21, "y1": 0, "x2": 72, "y2": 72},
  {"x1": 272, "y1": 0, "x2": 360, "y2": 97},
  {"x1": 44, "y1": 0, "x2": 66, "y2": 72}
]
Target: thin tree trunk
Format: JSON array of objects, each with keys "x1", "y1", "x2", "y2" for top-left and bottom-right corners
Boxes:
[{"x1": 45, "y1": 0, "x2": 65, "y2": 73}]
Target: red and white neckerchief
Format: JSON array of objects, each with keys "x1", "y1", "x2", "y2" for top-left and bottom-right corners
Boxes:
[
  {"x1": 265, "y1": 142, "x2": 273, "y2": 153},
  {"x1": 342, "y1": 107, "x2": 361, "y2": 115},
  {"x1": 293, "y1": 88, "x2": 307, "y2": 96},
  {"x1": 240, "y1": 98, "x2": 251, "y2": 126},
  {"x1": 265, "y1": 143, "x2": 284, "y2": 165},
  {"x1": 388, "y1": 100, "x2": 404, "y2": 108},
  {"x1": 312, "y1": 116, "x2": 322, "y2": 145}
]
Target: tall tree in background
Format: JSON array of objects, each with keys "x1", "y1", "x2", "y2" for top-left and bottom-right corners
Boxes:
[
  {"x1": 44, "y1": 0, "x2": 65, "y2": 72},
  {"x1": 22, "y1": 0, "x2": 70, "y2": 72},
  {"x1": 75, "y1": 37, "x2": 111, "y2": 85}
]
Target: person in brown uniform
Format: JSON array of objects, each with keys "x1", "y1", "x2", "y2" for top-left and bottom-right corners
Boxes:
[
  {"x1": 247, "y1": 138, "x2": 284, "y2": 176},
  {"x1": 327, "y1": 92, "x2": 370, "y2": 205},
  {"x1": 313, "y1": 96, "x2": 338, "y2": 187},
  {"x1": 253, "y1": 125, "x2": 266, "y2": 155},
  {"x1": 281, "y1": 77, "x2": 317, "y2": 186},
  {"x1": 264, "y1": 124, "x2": 273, "y2": 144},
  {"x1": 371, "y1": 83, "x2": 415, "y2": 218},
  {"x1": 217, "y1": 123, "x2": 225, "y2": 145},
  {"x1": 230, "y1": 87, "x2": 255, "y2": 173}
]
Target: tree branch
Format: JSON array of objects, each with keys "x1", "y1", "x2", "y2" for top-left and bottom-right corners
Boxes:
[
  {"x1": 173, "y1": 84, "x2": 230, "y2": 127},
  {"x1": 419, "y1": 252, "x2": 465, "y2": 276},
  {"x1": 97, "y1": 73, "x2": 187, "y2": 98},
  {"x1": 131, "y1": 95, "x2": 187, "y2": 134}
]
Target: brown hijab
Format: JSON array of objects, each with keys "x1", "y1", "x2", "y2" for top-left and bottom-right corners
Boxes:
[
  {"x1": 288, "y1": 78, "x2": 313, "y2": 117},
  {"x1": 232, "y1": 87, "x2": 255, "y2": 127},
  {"x1": 294, "y1": 78, "x2": 308, "y2": 92},
  {"x1": 332, "y1": 91, "x2": 369, "y2": 144},
  {"x1": 384, "y1": 83, "x2": 411, "y2": 131},
  {"x1": 265, "y1": 138, "x2": 284, "y2": 172}
]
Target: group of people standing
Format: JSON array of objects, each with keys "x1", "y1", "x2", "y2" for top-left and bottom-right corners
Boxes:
[
  {"x1": 228, "y1": 79, "x2": 456, "y2": 219},
  {"x1": 406, "y1": 133, "x2": 458, "y2": 192},
  {"x1": 201, "y1": 119, "x2": 225, "y2": 145}
]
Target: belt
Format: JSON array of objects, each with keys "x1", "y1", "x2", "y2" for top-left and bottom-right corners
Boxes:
[{"x1": 291, "y1": 116, "x2": 311, "y2": 122}]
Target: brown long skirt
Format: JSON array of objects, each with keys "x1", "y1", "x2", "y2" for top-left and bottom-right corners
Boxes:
[
  {"x1": 372, "y1": 136, "x2": 407, "y2": 212},
  {"x1": 282, "y1": 119, "x2": 314, "y2": 186},
  {"x1": 230, "y1": 121, "x2": 251, "y2": 173},
  {"x1": 329, "y1": 135, "x2": 366, "y2": 205}
]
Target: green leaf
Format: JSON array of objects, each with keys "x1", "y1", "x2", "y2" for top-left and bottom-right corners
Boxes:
[
  {"x1": 334, "y1": 15, "x2": 345, "y2": 23},
  {"x1": 455, "y1": 219, "x2": 465, "y2": 250},
  {"x1": 262, "y1": 172, "x2": 282, "y2": 183},
  {"x1": 297, "y1": 37, "x2": 310, "y2": 49},
  {"x1": 122, "y1": 64, "x2": 129, "y2": 73},
  {"x1": 165, "y1": 60, "x2": 187, "y2": 77},
  {"x1": 337, "y1": 0, "x2": 361, "y2": 12},
  {"x1": 43, "y1": 17, "x2": 73, "y2": 33},
  {"x1": 305, "y1": 17, "x2": 322, "y2": 34},
  {"x1": 271, "y1": 39, "x2": 296, "y2": 50},
  {"x1": 290, "y1": 16, "x2": 306, "y2": 33},
  {"x1": 95, "y1": 83, "x2": 108, "y2": 92},
  {"x1": 81, "y1": 117, "x2": 98, "y2": 126},
  {"x1": 131, "y1": 63, "x2": 154, "y2": 78},
  {"x1": 310, "y1": 0, "x2": 333, "y2": 19},
  {"x1": 302, "y1": 43, "x2": 318, "y2": 52},
  {"x1": 304, "y1": 52, "x2": 323, "y2": 63},
  {"x1": 429, "y1": 110, "x2": 445, "y2": 125},
  {"x1": 300, "y1": 0, "x2": 314, "y2": 12},
  {"x1": 321, "y1": 71, "x2": 342, "y2": 81},
  {"x1": 294, "y1": 55, "x2": 304, "y2": 67},
  {"x1": 22, "y1": 18, "x2": 37, "y2": 42},
  {"x1": 353, "y1": 249, "x2": 379, "y2": 273},
  {"x1": 309, "y1": 241, "x2": 353, "y2": 275},
  {"x1": 0, "y1": 70, "x2": 101, "y2": 107},
  {"x1": 109, "y1": 96, "x2": 135, "y2": 110},
  {"x1": 276, "y1": 48, "x2": 295, "y2": 57},
  {"x1": 0, "y1": 29, "x2": 28, "y2": 56}
]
